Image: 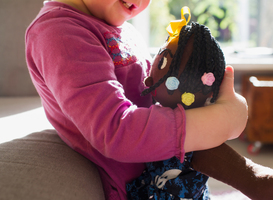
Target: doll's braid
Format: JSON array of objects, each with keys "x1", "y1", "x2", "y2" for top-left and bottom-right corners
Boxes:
[
  {"x1": 167, "y1": 25, "x2": 194, "y2": 95},
  {"x1": 178, "y1": 23, "x2": 206, "y2": 94},
  {"x1": 177, "y1": 22, "x2": 225, "y2": 105},
  {"x1": 171, "y1": 25, "x2": 193, "y2": 78},
  {"x1": 210, "y1": 41, "x2": 225, "y2": 103}
]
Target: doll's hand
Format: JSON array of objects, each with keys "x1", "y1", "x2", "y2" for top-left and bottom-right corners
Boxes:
[{"x1": 215, "y1": 65, "x2": 248, "y2": 139}]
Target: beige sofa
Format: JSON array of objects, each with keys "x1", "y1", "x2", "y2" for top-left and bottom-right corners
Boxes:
[{"x1": 0, "y1": 130, "x2": 105, "y2": 200}]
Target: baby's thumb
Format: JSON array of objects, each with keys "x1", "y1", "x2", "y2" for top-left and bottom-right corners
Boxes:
[{"x1": 218, "y1": 66, "x2": 235, "y2": 99}]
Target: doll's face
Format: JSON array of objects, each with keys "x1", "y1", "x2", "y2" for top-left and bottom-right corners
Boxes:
[{"x1": 145, "y1": 36, "x2": 211, "y2": 109}]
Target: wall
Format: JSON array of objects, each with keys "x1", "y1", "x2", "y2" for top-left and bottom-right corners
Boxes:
[
  {"x1": 0, "y1": 0, "x2": 44, "y2": 96},
  {"x1": 258, "y1": 0, "x2": 273, "y2": 48}
]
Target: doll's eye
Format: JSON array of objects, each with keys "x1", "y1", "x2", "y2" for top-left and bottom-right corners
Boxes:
[{"x1": 158, "y1": 57, "x2": 168, "y2": 70}]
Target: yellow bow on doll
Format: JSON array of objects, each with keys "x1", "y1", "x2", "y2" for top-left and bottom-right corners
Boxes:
[{"x1": 166, "y1": 6, "x2": 191, "y2": 43}]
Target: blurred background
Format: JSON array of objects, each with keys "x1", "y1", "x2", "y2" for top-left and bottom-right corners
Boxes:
[{"x1": 133, "y1": 0, "x2": 272, "y2": 50}]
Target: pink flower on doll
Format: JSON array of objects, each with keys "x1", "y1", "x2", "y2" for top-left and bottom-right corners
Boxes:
[{"x1": 201, "y1": 72, "x2": 215, "y2": 86}]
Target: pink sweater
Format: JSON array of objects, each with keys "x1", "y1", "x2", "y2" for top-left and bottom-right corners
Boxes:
[{"x1": 25, "y1": 2, "x2": 186, "y2": 199}]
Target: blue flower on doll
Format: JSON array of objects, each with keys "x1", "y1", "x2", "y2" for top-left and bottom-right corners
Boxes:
[{"x1": 165, "y1": 77, "x2": 180, "y2": 90}]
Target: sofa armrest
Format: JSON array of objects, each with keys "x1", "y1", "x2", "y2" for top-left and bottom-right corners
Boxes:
[{"x1": 0, "y1": 129, "x2": 105, "y2": 200}]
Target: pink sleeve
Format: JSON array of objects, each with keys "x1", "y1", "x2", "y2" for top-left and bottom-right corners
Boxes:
[{"x1": 26, "y1": 17, "x2": 186, "y2": 163}]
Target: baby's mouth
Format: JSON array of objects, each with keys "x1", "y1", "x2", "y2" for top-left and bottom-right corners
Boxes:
[{"x1": 120, "y1": 0, "x2": 136, "y2": 10}]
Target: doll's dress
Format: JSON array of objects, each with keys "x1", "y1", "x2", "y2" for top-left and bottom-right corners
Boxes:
[{"x1": 126, "y1": 152, "x2": 210, "y2": 200}]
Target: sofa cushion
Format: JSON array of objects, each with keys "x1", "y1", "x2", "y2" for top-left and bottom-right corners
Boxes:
[{"x1": 0, "y1": 129, "x2": 105, "y2": 200}]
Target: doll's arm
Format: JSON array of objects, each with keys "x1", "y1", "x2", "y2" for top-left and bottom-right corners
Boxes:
[{"x1": 191, "y1": 143, "x2": 273, "y2": 200}]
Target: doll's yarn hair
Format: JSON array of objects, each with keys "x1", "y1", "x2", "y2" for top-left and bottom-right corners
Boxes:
[{"x1": 142, "y1": 22, "x2": 225, "y2": 104}]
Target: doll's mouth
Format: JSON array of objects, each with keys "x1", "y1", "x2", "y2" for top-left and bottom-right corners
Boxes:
[{"x1": 120, "y1": 0, "x2": 137, "y2": 10}]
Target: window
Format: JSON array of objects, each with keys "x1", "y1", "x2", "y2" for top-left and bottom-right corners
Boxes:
[{"x1": 132, "y1": 0, "x2": 273, "y2": 51}]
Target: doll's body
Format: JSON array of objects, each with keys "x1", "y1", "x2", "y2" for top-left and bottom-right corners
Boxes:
[
  {"x1": 127, "y1": 153, "x2": 209, "y2": 200},
  {"x1": 127, "y1": 9, "x2": 273, "y2": 200},
  {"x1": 127, "y1": 22, "x2": 222, "y2": 200}
]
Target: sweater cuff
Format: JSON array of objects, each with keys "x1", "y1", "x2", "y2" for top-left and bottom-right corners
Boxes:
[{"x1": 174, "y1": 104, "x2": 186, "y2": 163}]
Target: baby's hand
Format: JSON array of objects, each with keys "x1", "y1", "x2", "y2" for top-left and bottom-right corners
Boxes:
[
  {"x1": 184, "y1": 66, "x2": 248, "y2": 152},
  {"x1": 216, "y1": 66, "x2": 248, "y2": 139}
]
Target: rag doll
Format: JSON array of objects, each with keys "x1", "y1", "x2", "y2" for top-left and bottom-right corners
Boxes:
[{"x1": 127, "y1": 7, "x2": 273, "y2": 200}]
